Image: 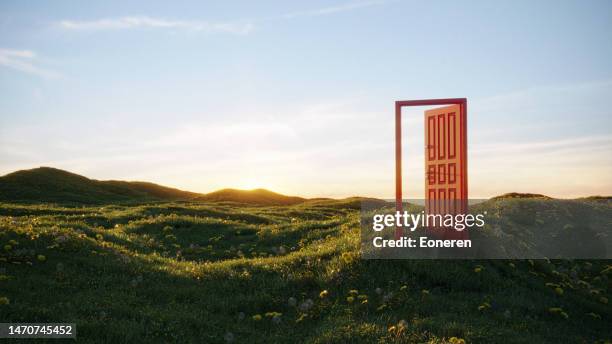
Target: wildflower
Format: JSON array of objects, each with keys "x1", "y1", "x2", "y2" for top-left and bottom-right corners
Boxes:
[
  {"x1": 288, "y1": 297, "x2": 297, "y2": 307},
  {"x1": 37, "y1": 255, "x2": 46, "y2": 262},
  {"x1": 478, "y1": 302, "x2": 491, "y2": 311},
  {"x1": 319, "y1": 290, "x2": 329, "y2": 299},
  {"x1": 398, "y1": 319, "x2": 408, "y2": 329},
  {"x1": 587, "y1": 312, "x2": 601, "y2": 319},
  {"x1": 224, "y1": 332, "x2": 235, "y2": 343},
  {"x1": 0, "y1": 297, "x2": 9, "y2": 305},
  {"x1": 474, "y1": 267, "x2": 482, "y2": 273},
  {"x1": 252, "y1": 314, "x2": 262, "y2": 321},
  {"x1": 449, "y1": 337, "x2": 466, "y2": 344}
]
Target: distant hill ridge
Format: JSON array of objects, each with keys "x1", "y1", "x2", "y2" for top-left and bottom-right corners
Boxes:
[{"x1": 0, "y1": 167, "x2": 305, "y2": 205}]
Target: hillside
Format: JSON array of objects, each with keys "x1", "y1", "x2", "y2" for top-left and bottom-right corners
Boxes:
[
  {"x1": 194, "y1": 188, "x2": 305, "y2": 206},
  {"x1": 0, "y1": 167, "x2": 199, "y2": 204},
  {"x1": 0, "y1": 167, "x2": 311, "y2": 206},
  {"x1": 0, "y1": 199, "x2": 610, "y2": 343}
]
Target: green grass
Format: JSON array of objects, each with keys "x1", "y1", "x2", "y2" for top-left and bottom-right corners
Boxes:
[{"x1": 0, "y1": 200, "x2": 610, "y2": 343}]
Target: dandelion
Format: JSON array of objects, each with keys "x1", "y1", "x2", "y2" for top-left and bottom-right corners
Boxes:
[
  {"x1": 587, "y1": 312, "x2": 601, "y2": 319},
  {"x1": 449, "y1": 337, "x2": 466, "y2": 344},
  {"x1": 478, "y1": 302, "x2": 491, "y2": 311},
  {"x1": 37, "y1": 255, "x2": 46, "y2": 262},
  {"x1": 319, "y1": 290, "x2": 329, "y2": 299},
  {"x1": 474, "y1": 267, "x2": 482, "y2": 273},
  {"x1": 252, "y1": 314, "x2": 262, "y2": 321}
]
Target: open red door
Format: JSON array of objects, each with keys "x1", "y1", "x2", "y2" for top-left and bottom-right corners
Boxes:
[{"x1": 424, "y1": 104, "x2": 468, "y2": 239}]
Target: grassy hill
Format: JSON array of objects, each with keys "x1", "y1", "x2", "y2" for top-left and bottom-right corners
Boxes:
[
  {"x1": 0, "y1": 167, "x2": 308, "y2": 206},
  {"x1": 0, "y1": 198, "x2": 610, "y2": 343},
  {"x1": 0, "y1": 167, "x2": 199, "y2": 204},
  {"x1": 194, "y1": 188, "x2": 305, "y2": 206}
]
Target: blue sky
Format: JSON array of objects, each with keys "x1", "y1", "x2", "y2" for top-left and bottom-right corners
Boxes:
[{"x1": 1, "y1": 0, "x2": 611, "y2": 198}]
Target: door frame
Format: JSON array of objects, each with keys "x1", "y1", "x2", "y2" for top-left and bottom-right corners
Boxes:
[{"x1": 395, "y1": 98, "x2": 467, "y2": 213}]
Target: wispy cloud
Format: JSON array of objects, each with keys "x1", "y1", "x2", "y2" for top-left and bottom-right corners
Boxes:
[
  {"x1": 0, "y1": 49, "x2": 61, "y2": 79},
  {"x1": 283, "y1": 0, "x2": 389, "y2": 19},
  {"x1": 57, "y1": 16, "x2": 254, "y2": 35}
]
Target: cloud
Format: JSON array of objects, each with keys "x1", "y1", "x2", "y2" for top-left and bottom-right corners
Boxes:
[
  {"x1": 0, "y1": 49, "x2": 61, "y2": 79},
  {"x1": 57, "y1": 16, "x2": 254, "y2": 35},
  {"x1": 282, "y1": 0, "x2": 389, "y2": 19}
]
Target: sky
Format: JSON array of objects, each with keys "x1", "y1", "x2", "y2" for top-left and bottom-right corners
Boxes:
[{"x1": 1, "y1": 0, "x2": 611, "y2": 198}]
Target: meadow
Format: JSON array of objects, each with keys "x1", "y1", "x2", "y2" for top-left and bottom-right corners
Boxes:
[{"x1": 1, "y1": 198, "x2": 611, "y2": 343}]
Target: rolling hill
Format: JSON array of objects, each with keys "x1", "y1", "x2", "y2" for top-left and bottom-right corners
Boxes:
[
  {"x1": 194, "y1": 188, "x2": 305, "y2": 205},
  {"x1": 0, "y1": 167, "x2": 199, "y2": 204},
  {"x1": 0, "y1": 167, "x2": 309, "y2": 205}
]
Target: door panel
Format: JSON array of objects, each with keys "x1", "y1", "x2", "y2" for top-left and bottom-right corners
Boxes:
[{"x1": 424, "y1": 104, "x2": 467, "y2": 236}]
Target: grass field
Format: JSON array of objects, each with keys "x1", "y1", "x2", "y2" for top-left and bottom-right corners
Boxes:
[{"x1": 1, "y1": 198, "x2": 611, "y2": 343}]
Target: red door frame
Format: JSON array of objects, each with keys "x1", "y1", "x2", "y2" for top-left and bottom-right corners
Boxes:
[{"x1": 395, "y1": 98, "x2": 468, "y2": 213}]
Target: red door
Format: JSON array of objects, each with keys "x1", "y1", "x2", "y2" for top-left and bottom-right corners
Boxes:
[{"x1": 425, "y1": 104, "x2": 468, "y2": 237}]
